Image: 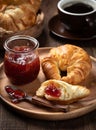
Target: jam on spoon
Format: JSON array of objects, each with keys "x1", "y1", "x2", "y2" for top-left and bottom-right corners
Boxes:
[{"x1": 5, "y1": 85, "x2": 26, "y2": 103}]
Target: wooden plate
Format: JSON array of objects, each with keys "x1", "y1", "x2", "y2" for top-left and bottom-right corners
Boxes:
[{"x1": 0, "y1": 47, "x2": 96, "y2": 120}]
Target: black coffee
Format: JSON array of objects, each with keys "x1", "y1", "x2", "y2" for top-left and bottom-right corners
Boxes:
[{"x1": 64, "y1": 3, "x2": 93, "y2": 13}]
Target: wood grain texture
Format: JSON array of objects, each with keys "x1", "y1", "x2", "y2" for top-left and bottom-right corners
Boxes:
[
  {"x1": 0, "y1": 0, "x2": 96, "y2": 130},
  {"x1": 0, "y1": 48, "x2": 96, "y2": 120}
]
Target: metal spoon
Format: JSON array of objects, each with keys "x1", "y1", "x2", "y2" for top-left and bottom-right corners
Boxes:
[{"x1": 5, "y1": 85, "x2": 69, "y2": 112}]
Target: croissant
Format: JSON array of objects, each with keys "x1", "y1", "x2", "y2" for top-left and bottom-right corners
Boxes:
[
  {"x1": 36, "y1": 79, "x2": 90, "y2": 104},
  {"x1": 0, "y1": 0, "x2": 42, "y2": 32},
  {"x1": 41, "y1": 44, "x2": 92, "y2": 85}
]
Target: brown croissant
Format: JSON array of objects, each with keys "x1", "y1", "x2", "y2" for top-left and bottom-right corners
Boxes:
[
  {"x1": 0, "y1": 0, "x2": 42, "y2": 32},
  {"x1": 41, "y1": 44, "x2": 92, "y2": 85},
  {"x1": 36, "y1": 79, "x2": 90, "y2": 104}
]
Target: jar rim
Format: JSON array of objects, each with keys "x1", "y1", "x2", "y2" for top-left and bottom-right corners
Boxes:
[{"x1": 4, "y1": 35, "x2": 39, "y2": 53}]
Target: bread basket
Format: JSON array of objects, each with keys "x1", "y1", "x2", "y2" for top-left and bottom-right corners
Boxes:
[{"x1": 0, "y1": 10, "x2": 44, "y2": 50}]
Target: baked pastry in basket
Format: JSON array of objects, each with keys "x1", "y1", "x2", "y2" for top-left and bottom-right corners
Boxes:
[
  {"x1": 41, "y1": 44, "x2": 92, "y2": 85},
  {"x1": 36, "y1": 79, "x2": 90, "y2": 104},
  {"x1": 0, "y1": 0, "x2": 42, "y2": 33}
]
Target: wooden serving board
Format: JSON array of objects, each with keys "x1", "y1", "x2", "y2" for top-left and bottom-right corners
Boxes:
[{"x1": 0, "y1": 47, "x2": 96, "y2": 120}]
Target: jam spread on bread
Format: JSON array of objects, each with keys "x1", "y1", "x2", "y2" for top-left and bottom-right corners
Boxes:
[{"x1": 45, "y1": 84, "x2": 61, "y2": 97}]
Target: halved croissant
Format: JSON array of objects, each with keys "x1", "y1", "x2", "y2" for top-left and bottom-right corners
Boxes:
[
  {"x1": 36, "y1": 79, "x2": 90, "y2": 104},
  {"x1": 41, "y1": 44, "x2": 92, "y2": 85}
]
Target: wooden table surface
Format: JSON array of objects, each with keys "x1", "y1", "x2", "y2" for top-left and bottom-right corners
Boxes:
[{"x1": 0, "y1": 0, "x2": 96, "y2": 130}]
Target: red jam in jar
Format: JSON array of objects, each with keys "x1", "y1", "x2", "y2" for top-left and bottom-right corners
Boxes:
[{"x1": 4, "y1": 35, "x2": 40, "y2": 85}]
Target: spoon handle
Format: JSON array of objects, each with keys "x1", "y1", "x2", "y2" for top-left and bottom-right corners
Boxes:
[{"x1": 25, "y1": 95, "x2": 69, "y2": 112}]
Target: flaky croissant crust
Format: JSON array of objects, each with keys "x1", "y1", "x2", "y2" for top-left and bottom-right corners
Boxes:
[
  {"x1": 41, "y1": 44, "x2": 92, "y2": 85},
  {"x1": 0, "y1": 0, "x2": 42, "y2": 32}
]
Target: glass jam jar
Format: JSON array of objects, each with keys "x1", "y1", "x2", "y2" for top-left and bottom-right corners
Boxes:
[{"x1": 3, "y1": 35, "x2": 40, "y2": 85}]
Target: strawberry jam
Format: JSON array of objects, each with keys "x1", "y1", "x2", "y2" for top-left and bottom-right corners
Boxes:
[
  {"x1": 4, "y1": 35, "x2": 40, "y2": 85},
  {"x1": 45, "y1": 84, "x2": 61, "y2": 97},
  {"x1": 5, "y1": 85, "x2": 25, "y2": 99}
]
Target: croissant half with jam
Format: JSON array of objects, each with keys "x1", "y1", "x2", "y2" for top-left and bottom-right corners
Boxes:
[
  {"x1": 0, "y1": 0, "x2": 42, "y2": 32},
  {"x1": 36, "y1": 80, "x2": 90, "y2": 104},
  {"x1": 41, "y1": 44, "x2": 92, "y2": 85}
]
